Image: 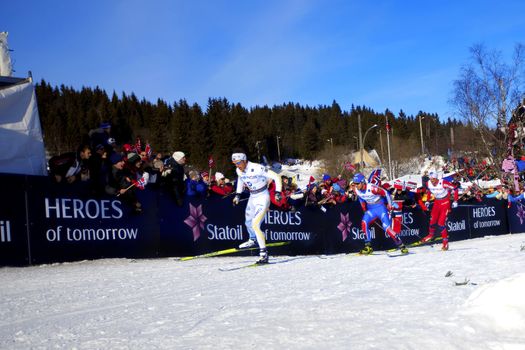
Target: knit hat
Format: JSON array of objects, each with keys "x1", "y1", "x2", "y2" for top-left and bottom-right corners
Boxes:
[
  {"x1": 172, "y1": 151, "x2": 185, "y2": 162},
  {"x1": 201, "y1": 171, "x2": 209, "y2": 178},
  {"x1": 332, "y1": 183, "x2": 342, "y2": 193},
  {"x1": 110, "y1": 153, "x2": 124, "y2": 165},
  {"x1": 189, "y1": 170, "x2": 199, "y2": 180},
  {"x1": 127, "y1": 153, "x2": 141, "y2": 164},
  {"x1": 429, "y1": 171, "x2": 438, "y2": 179},
  {"x1": 215, "y1": 172, "x2": 225, "y2": 181}
]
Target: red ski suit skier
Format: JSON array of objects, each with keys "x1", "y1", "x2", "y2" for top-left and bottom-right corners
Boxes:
[{"x1": 424, "y1": 176, "x2": 458, "y2": 248}]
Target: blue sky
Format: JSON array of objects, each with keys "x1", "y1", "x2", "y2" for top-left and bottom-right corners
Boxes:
[{"x1": 3, "y1": 0, "x2": 525, "y2": 120}]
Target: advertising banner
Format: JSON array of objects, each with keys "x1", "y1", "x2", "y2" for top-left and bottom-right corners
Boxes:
[
  {"x1": 0, "y1": 174, "x2": 29, "y2": 265},
  {"x1": 506, "y1": 200, "x2": 525, "y2": 234},
  {"x1": 465, "y1": 199, "x2": 508, "y2": 238},
  {"x1": 25, "y1": 177, "x2": 160, "y2": 264},
  {"x1": 0, "y1": 173, "x2": 519, "y2": 265},
  {"x1": 446, "y1": 205, "x2": 472, "y2": 242}
]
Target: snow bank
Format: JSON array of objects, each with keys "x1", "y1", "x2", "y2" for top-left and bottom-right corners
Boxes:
[{"x1": 461, "y1": 273, "x2": 525, "y2": 333}]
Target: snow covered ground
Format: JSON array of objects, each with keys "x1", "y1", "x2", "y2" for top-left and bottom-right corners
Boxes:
[{"x1": 1, "y1": 234, "x2": 524, "y2": 349}]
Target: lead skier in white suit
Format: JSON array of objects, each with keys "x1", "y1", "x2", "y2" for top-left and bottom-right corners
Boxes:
[{"x1": 232, "y1": 152, "x2": 282, "y2": 264}]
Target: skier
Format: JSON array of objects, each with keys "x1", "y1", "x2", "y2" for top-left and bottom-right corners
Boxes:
[
  {"x1": 232, "y1": 151, "x2": 282, "y2": 264},
  {"x1": 420, "y1": 171, "x2": 458, "y2": 250},
  {"x1": 351, "y1": 173, "x2": 408, "y2": 255}
]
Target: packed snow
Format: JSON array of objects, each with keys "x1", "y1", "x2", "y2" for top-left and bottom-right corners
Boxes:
[{"x1": 0, "y1": 234, "x2": 524, "y2": 349}]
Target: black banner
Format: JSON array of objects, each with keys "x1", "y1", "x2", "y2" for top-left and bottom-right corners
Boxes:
[
  {"x1": 25, "y1": 176, "x2": 159, "y2": 264},
  {"x1": 464, "y1": 199, "x2": 508, "y2": 238},
  {"x1": 0, "y1": 174, "x2": 29, "y2": 265},
  {"x1": 0, "y1": 173, "x2": 518, "y2": 265},
  {"x1": 506, "y1": 200, "x2": 525, "y2": 234}
]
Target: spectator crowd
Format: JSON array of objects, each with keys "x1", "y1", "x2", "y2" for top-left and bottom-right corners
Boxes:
[{"x1": 47, "y1": 122, "x2": 525, "y2": 214}]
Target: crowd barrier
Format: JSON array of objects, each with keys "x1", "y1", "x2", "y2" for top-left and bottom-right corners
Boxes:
[{"x1": 0, "y1": 173, "x2": 522, "y2": 266}]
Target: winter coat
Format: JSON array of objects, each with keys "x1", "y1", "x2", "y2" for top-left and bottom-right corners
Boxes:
[{"x1": 186, "y1": 179, "x2": 207, "y2": 197}]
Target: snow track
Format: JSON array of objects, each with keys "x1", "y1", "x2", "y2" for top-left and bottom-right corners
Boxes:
[{"x1": 1, "y1": 235, "x2": 524, "y2": 349}]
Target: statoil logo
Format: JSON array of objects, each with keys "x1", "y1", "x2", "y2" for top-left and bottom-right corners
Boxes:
[
  {"x1": 0, "y1": 220, "x2": 11, "y2": 242},
  {"x1": 447, "y1": 220, "x2": 466, "y2": 232}
]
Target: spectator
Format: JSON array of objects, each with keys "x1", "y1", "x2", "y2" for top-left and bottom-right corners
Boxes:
[
  {"x1": 152, "y1": 153, "x2": 165, "y2": 174},
  {"x1": 148, "y1": 152, "x2": 164, "y2": 185},
  {"x1": 331, "y1": 183, "x2": 348, "y2": 204},
  {"x1": 186, "y1": 170, "x2": 207, "y2": 197},
  {"x1": 125, "y1": 152, "x2": 150, "y2": 188},
  {"x1": 392, "y1": 182, "x2": 417, "y2": 208},
  {"x1": 105, "y1": 137, "x2": 117, "y2": 154},
  {"x1": 48, "y1": 144, "x2": 92, "y2": 184},
  {"x1": 305, "y1": 183, "x2": 322, "y2": 206},
  {"x1": 485, "y1": 185, "x2": 507, "y2": 200},
  {"x1": 89, "y1": 143, "x2": 109, "y2": 195},
  {"x1": 318, "y1": 184, "x2": 337, "y2": 206},
  {"x1": 103, "y1": 153, "x2": 126, "y2": 196},
  {"x1": 103, "y1": 152, "x2": 142, "y2": 213},
  {"x1": 201, "y1": 172, "x2": 211, "y2": 186},
  {"x1": 209, "y1": 172, "x2": 233, "y2": 196},
  {"x1": 421, "y1": 171, "x2": 429, "y2": 187},
  {"x1": 163, "y1": 151, "x2": 187, "y2": 206},
  {"x1": 269, "y1": 178, "x2": 291, "y2": 210},
  {"x1": 88, "y1": 122, "x2": 112, "y2": 150}
]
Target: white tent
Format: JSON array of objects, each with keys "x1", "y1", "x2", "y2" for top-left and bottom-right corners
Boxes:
[
  {"x1": 0, "y1": 78, "x2": 47, "y2": 176},
  {"x1": 351, "y1": 149, "x2": 380, "y2": 167},
  {"x1": 0, "y1": 32, "x2": 12, "y2": 77}
]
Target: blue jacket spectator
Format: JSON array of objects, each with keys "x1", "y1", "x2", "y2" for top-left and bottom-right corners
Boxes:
[{"x1": 186, "y1": 170, "x2": 207, "y2": 197}]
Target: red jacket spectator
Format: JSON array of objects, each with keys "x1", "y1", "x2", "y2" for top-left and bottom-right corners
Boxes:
[{"x1": 209, "y1": 172, "x2": 233, "y2": 196}]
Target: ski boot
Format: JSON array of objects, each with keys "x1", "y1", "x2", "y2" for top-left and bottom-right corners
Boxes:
[
  {"x1": 398, "y1": 244, "x2": 409, "y2": 255},
  {"x1": 239, "y1": 239, "x2": 257, "y2": 249},
  {"x1": 359, "y1": 243, "x2": 373, "y2": 255},
  {"x1": 420, "y1": 233, "x2": 434, "y2": 244},
  {"x1": 256, "y1": 248, "x2": 269, "y2": 264},
  {"x1": 441, "y1": 239, "x2": 449, "y2": 251}
]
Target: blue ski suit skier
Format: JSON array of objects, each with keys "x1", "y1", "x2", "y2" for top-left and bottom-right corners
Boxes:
[{"x1": 351, "y1": 173, "x2": 408, "y2": 255}]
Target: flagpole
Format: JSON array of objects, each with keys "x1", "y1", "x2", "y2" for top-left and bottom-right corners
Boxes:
[
  {"x1": 386, "y1": 114, "x2": 392, "y2": 180},
  {"x1": 208, "y1": 155, "x2": 214, "y2": 179}
]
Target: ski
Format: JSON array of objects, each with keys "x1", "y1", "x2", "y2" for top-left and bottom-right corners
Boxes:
[
  {"x1": 407, "y1": 236, "x2": 442, "y2": 248},
  {"x1": 176, "y1": 241, "x2": 290, "y2": 261},
  {"x1": 348, "y1": 251, "x2": 383, "y2": 257},
  {"x1": 219, "y1": 256, "x2": 300, "y2": 271},
  {"x1": 219, "y1": 261, "x2": 272, "y2": 271},
  {"x1": 386, "y1": 250, "x2": 412, "y2": 257}
]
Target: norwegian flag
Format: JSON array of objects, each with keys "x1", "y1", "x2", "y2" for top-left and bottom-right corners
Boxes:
[
  {"x1": 394, "y1": 179, "x2": 405, "y2": 190},
  {"x1": 134, "y1": 176, "x2": 148, "y2": 190},
  {"x1": 368, "y1": 168, "x2": 382, "y2": 185},
  {"x1": 144, "y1": 143, "x2": 152, "y2": 158},
  {"x1": 208, "y1": 155, "x2": 215, "y2": 169},
  {"x1": 344, "y1": 161, "x2": 355, "y2": 172},
  {"x1": 135, "y1": 137, "x2": 142, "y2": 153},
  {"x1": 405, "y1": 181, "x2": 417, "y2": 192}
]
